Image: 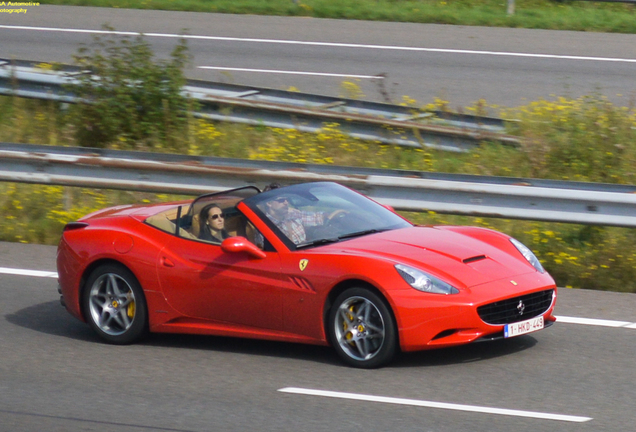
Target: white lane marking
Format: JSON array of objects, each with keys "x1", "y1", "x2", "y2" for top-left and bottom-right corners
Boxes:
[
  {"x1": 278, "y1": 387, "x2": 592, "y2": 422},
  {"x1": 0, "y1": 266, "x2": 57, "y2": 278},
  {"x1": 198, "y1": 66, "x2": 383, "y2": 79},
  {"x1": 556, "y1": 315, "x2": 636, "y2": 329},
  {"x1": 2, "y1": 25, "x2": 636, "y2": 64}
]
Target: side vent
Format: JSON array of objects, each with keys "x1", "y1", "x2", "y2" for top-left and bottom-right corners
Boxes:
[{"x1": 289, "y1": 276, "x2": 316, "y2": 292}]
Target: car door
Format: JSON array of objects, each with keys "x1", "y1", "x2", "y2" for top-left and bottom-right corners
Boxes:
[{"x1": 156, "y1": 233, "x2": 284, "y2": 331}]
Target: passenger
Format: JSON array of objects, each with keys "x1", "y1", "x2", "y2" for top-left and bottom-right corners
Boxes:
[
  {"x1": 199, "y1": 204, "x2": 230, "y2": 243},
  {"x1": 261, "y1": 183, "x2": 346, "y2": 245}
]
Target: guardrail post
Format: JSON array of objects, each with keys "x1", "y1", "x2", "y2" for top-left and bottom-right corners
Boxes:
[{"x1": 64, "y1": 188, "x2": 73, "y2": 211}]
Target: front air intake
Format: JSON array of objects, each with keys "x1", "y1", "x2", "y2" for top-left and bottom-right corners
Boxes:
[{"x1": 477, "y1": 289, "x2": 554, "y2": 325}]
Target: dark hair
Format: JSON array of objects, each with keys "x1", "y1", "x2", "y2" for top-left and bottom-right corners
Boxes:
[
  {"x1": 200, "y1": 204, "x2": 222, "y2": 221},
  {"x1": 263, "y1": 182, "x2": 282, "y2": 192}
]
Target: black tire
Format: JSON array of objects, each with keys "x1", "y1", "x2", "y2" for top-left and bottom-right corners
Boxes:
[
  {"x1": 82, "y1": 263, "x2": 148, "y2": 344},
  {"x1": 328, "y1": 287, "x2": 397, "y2": 368}
]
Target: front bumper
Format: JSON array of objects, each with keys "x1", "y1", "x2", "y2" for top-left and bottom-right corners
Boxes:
[{"x1": 391, "y1": 272, "x2": 557, "y2": 352}]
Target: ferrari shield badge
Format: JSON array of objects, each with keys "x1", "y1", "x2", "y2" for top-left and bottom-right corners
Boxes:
[{"x1": 299, "y1": 259, "x2": 309, "y2": 271}]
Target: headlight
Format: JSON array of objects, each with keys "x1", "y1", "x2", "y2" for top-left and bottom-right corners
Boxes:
[
  {"x1": 510, "y1": 238, "x2": 545, "y2": 273},
  {"x1": 395, "y1": 264, "x2": 459, "y2": 295}
]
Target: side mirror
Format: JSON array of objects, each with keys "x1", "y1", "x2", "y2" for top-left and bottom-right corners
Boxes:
[
  {"x1": 221, "y1": 236, "x2": 266, "y2": 259},
  {"x1": 382, "y1": 204, "x2": 395, "y2": 212}
]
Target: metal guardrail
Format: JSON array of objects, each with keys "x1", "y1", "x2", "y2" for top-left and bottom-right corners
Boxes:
[
  {"x1": 0, "y1": 59, "x2": 519, "y2": 152},
  {"x1": 1, "y1": 142, "x2": 635, "y2": 228}
]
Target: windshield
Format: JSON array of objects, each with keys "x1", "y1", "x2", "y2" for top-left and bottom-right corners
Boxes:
[{"x1": 243, "y1": 182, "x2": 412, "y2": 249}]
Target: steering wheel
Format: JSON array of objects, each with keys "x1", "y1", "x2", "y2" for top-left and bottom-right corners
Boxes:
[{"x1": 326, "y1": 210, "x2": 348, "y2": 227}]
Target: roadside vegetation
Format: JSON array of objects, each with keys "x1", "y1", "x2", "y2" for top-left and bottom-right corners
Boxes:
[
  {"x1": 2, "y1": 92, "x2": 636, "y2": 292},
  {"x1": 70, "y1": 27, "x2": 191, "y2": 149},
  {"x1": 2, "y1": 32, "x2": 636, "y2": 293},
  {"x1": 42, "y1": 0, "x2": 636, "y2": 34}
]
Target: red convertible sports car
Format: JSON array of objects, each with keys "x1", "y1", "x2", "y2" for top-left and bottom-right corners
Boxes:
[{"x1": 57, "y1": 181, "x2": 557, "y2": 368}]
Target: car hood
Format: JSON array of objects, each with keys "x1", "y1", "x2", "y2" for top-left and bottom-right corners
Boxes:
[{"x1": 324, "y1": 226, "x2": 536, "y2": 289}]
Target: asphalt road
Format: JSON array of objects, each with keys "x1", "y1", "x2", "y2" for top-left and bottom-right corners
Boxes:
[
  {"x1": 1, "y1": 241, "x2": 635, "y2": 432},
  {"x1": 2, "y1": 5, "x2": 636, "y2": 108}
]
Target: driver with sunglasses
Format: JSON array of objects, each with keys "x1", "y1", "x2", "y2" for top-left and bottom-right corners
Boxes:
[{"x1": 199, "y1": 204, "x2": 230, "y2": 243}]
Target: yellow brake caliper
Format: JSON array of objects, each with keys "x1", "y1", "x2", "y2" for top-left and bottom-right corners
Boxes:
[
  {"x1": 127, "y1": 299, "x2": 135, "y2": 318},
  {"x1": 345, "y1": 305, "x2": 356, "y2": 344}
]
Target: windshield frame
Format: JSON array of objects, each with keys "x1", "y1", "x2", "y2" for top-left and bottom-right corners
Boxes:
[{"x1": 162, "y1": 185, "x2": 262, "y2": 243}]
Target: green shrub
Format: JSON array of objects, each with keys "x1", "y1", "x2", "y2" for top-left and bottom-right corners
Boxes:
[
  {"x1": 502, "y1": 96, "x2": 636, "y2": 184},
  {"x1": 69, "y1": 26, "x2": 192, "y2": 150}
]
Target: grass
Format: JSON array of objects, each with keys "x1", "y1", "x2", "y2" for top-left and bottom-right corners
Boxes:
[{"x1": 40, "y1": 0, "x2": 636, "y2": 34}]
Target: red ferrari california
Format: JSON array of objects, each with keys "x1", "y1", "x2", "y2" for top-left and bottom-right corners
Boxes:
[{"x1": 57, "y1": 181, "x2": 557, "y2": 368}]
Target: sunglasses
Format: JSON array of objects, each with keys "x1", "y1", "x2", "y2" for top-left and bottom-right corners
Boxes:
[
  {"x1": 273, "y1": 197, "x2": 289, "y2": 203},
  {"x1": 209, "y1": 213, "x2": 224, "y2": 220}
]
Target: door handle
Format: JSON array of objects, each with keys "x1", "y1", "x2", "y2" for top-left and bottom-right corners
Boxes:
[{"x1": 161, "y1": 256, "x2": 175, "y2": 267}]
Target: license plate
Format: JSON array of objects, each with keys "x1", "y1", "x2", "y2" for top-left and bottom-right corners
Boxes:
[{"x1": 504, "y1": 316, "x2": 544, "y2": 338}]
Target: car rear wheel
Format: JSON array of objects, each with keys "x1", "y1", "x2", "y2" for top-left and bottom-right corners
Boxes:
[
  {"x1": 83, "y1": 264, "x2": 148, "y2": 344},
  {"x1": 328, "y1": 288, "x2": 397, "y2": 368}
]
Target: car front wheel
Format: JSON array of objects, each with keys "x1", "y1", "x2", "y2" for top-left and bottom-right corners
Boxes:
[
  {"x1": 82, "y1": 264, "x2": 148, "y2": 344},
  {"x1": 328, "y1": 288, "x2": 397, "y2": 368}
]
